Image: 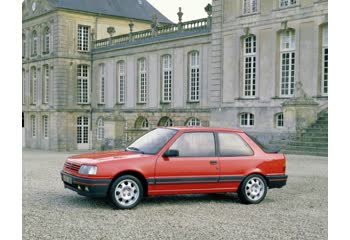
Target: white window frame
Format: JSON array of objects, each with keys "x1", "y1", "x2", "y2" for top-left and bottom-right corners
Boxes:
[
  {"x1": 187, "y1": 117, "x2": 201, "y2": 126},
  {"x1": 97, "y1": 118, "x2": 104, "y2": 140},
  {"x1": 43, "y1": 115, "x2": 49, "y2": 139},
  {"x1": 240, "y1": 113, "x2": 254, "y2": 127},
  {"x1": 189, "y1": 51, "x2": 200, "y2": 102},
  {"x1": 31, "y1": 115, "x2": 36, "y2": 137},
  {"x1": 322, "y1": 25, "x2": 328, "y2": 96},
  {"x1": 77, "y1": 116, "x2": 89, "y2": 144},
  {"x1": 138, "y1": 58, "x2": 147, "y2": 103},
  {"x1": 280, "y1": 0, "x2": 296, "y2": 8},
  {"x1": 117, "y1": 61, "x2": 126, "y2": 104},
  {"x1": 77, "y1": 65, "x2": 89, "y2": 104},
  {"x1": 141, "y1": 118, "x2": 149, "y2": 129},
  {"x1": 275, "y1": 113, "x2": 284, "y2": 128},
  {"x1": 44, "y1": 27, "x2": 50, "y2": 54},
  {"x1": 32, "y1": 31, "x2": 38, "y2": 56},
  {"x1": 99, "y1": 64, "x2": 105, "y2": 104},
  {"x1": 243, "y1": 0, "x2": 258, "y2": 15},
  {"x1": 31, "y1": 67, "x2": 37, "y2": 104},
  {"x1": 164, "y1": 118, "x2": 173, "y2": 127},
  {"x1": 43, "y1": 65, "x2": 49, "y2": 104},
  {"x1": 77, "y1": 25, "x2": 90, "y2": 52},
  {"x1": 162, "y1": 55, "x2": 172, "y2": 102},
  {"x1": 280, "y1": 30, "x2": 296, "y2": 97},
  {"x1": 243, "y1": 35, "x2": 257, "y2": 97}
]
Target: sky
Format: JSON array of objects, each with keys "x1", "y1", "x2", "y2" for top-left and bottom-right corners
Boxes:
[{"x1": 147, "y1": 0, "x2": 212, "y2": 22}]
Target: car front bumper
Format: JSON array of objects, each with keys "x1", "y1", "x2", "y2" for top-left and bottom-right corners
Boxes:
[{"x1": 61, "y1": 171, "x2": 112, "y2": 198}]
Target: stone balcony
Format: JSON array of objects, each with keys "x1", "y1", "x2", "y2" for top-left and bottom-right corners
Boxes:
[{"x1": 93, "y1": 18, "x2": 211, "y2": 52}]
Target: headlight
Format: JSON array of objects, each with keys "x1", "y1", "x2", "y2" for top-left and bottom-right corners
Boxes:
[{"x1": 78, "y1": 165, "x2": 97, "y2": 175}]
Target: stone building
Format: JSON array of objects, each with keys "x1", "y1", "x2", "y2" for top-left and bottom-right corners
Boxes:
[{"x1": 22, "y1": 0, "x2": 328, "y2": 151}]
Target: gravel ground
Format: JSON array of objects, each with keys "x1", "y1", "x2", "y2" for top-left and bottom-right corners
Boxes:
[{"x1": 23, "y1": 150, "x2": 328, "y2": 240}]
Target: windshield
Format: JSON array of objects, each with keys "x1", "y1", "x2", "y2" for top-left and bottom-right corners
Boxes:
[{"x1": 126, "y1": 128, "x2": 178, "y2": 155}]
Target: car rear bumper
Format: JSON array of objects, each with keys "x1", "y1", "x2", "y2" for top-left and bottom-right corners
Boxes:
[
  {"x1": 61, "y1": 171, "x2": 111, "y2": 198},
  {"x1": 266, "y1": 174, "x2": 288, "y2": 189}
]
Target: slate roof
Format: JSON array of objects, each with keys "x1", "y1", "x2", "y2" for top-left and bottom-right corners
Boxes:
[{"x1": 55, "y1": 0, "x2": 172, "y2": 23}]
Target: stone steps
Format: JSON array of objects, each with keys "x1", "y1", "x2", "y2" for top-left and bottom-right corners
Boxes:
[{"x1": 281, "y1": 109, "x2": 328, "y2": 156}]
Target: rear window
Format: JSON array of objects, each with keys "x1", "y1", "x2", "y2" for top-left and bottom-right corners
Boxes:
[
  {"x1": 217, "y1": 132, "x2": 253, "y2": 156},
  {"x1": 247, "y1": 134, "x2": 280, "y2": 153}
]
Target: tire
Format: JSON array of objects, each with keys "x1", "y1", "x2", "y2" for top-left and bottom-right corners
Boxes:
[
  {"x1": 238, "y1": 174, "x2": 267, "y2": 204},
  {"x1": 109, "y1": 175, "x2": 143, "y2": 209}
]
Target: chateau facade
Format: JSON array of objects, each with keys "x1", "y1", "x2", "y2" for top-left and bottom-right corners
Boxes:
[{"x1": 22, "y1": 0, "x2": 328, "y2": 151}]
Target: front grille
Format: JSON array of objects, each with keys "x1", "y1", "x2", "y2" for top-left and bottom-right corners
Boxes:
[{"x1": 64, "y1": 161, "x2": 81, "y2": 173}]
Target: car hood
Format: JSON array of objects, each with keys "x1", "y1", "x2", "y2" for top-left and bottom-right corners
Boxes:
[{"x1": 67, "y1": 150, "x2": 151, "y2": 164}]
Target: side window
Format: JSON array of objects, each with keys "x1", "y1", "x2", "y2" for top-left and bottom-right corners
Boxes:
[
  {"x1": 170, "y1": 132, "x2": 215, "y2": 157},
  {"x1": 218, "y1": 132, "x2": 253, "y2": 156}
]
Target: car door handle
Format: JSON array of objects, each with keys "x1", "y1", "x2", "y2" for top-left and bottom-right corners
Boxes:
[{"x1": 210, "y1": 160, "x2": 217, "y2": 165}]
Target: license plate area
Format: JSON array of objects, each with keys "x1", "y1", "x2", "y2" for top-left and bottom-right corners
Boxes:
[{"x1": 63, "y1": 175, "x2": 73, "y2": 184}]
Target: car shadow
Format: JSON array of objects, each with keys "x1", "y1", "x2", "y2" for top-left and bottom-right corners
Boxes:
[
  {"x1": 142, "y1": 193, "x2": 241, "y2": 206},
  {"x1": 54, "y1": 192, "x2": 274, "y2": 209}
]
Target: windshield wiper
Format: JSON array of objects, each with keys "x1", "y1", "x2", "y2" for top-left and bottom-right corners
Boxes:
[{"x1": 125, "y1": 147, "x2": 144, "y2": 154}]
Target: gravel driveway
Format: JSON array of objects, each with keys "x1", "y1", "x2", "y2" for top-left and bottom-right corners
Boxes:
[{"x1": 23, "y1": 150, "x2": 327, "y2": 240}]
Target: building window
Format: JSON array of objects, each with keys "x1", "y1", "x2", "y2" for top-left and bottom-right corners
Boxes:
[
  {"x1": 135, "y1": 117, "x2": 149, "y2": 129},
  {"x1": 243, "y1": 0, "x2": 257, "y2": 15},
  {"x1": 275, "y1": 113, "x2": 284, "y2": 128},
  {"x1": 77, "y1": 116, "x2": 89, "y2": 144},
  {"x1": 162, "y1": 55, "x2": 172, "y2": 102},
  {"x1": 322, "y1": 25, "x2": 328, "y2": 96},
  {"x1": 77, "y1": 25, "x2": 90, "y2": 52},
  {"x1": 22, "y1": 69, "x2": 25, "y2": 105},
  {"x1": 138, "y1": 58, "x2": 147, "y2": 103},
  {"x1": 43, "y1": 65, "x2": 49, "y2": 104},
  {"x1": 97, "y1": 118, "x2": 104, "y2": 140},
  {"x1": 280, "y1": 30, "x2": 296, "y2": 97},
  {"x1": 43, "y1": 116, "x2": 49, "y2": 138},
  {"x1": 243, "y1": 35, "x2": 257, "y2": 97},
  {"x1": 158, "y1": 117, "x2": 173, "y2": 127},
  {"x1": 22, "y1": 33, "x2": 26, "y2": 58},
  {"x1": 186, "y1": 117, "x2": 201, "y2": 126},
  {"x1": 99, "y1": 64, "x2": 105, "y2": 104},
  {"x1": 280, "y1": 0, "x2": 296, "y2": 8},
  {"x1": 31, "y1": 115, "x2": 36, "y2": 137},
  {"x1": 189, "y1": 51, "x2": 200, "y2": 102},
  {"x1": 240, "y1": 113, "x2": 254, "y2": 127},
  {"x1": 43, "y1": 27, "x2": 50, "y2": 54},
  {"x1": 77, "y1": 65, "x2": 89, "y2": 104},
  {"x1": 31, "y1": 67, "x2": 37, "y2": 104},
  {"x1": 32, "y1": 30, "x2": 38, "y2": 56},
  {"x1": 141, "y1": 119, "x2": 149, "y2": 129},
  {"x1": 117, "y1": 61, "x2": 126, "y2": 104}
]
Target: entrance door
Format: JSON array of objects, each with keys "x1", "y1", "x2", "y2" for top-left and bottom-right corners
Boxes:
[
  {"x1": 77, "y1": 116, "x2": 89, "y2": 150},
  {"x1": 154, "y1": 132, "x2": 219, "y2": 195}
]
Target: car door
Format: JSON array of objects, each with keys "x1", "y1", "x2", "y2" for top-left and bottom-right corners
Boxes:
[
  {"x1": 216, "y1": 132, "x2": 255, "y2": 191},
  {"x1": 154, "y1": 131, "x2": 220, "y2": 195}
]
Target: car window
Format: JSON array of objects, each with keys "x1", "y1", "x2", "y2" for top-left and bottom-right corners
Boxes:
[
  {"x1": 169, "y1": 132, "x2": 215, "y2": 157},
  {"x1": 218, "y1": 132, "x2": 253, "y2": 156}
]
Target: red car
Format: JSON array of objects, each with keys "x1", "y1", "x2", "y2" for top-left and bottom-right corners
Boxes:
[{"x1": 61, "y1": 127, "x2": 287, "y2": 209}]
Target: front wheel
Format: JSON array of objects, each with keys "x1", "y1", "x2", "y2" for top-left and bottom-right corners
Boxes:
[
  {"x1": 109, "y1": 175, "x2": 143, "y2": 209},
  {"x1": 238, "y1": 174, "x2": 267, "y2": 204}
]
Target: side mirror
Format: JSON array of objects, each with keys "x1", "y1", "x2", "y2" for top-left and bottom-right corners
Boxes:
[{"x1": 163, "y1": 149, "x2": 179, "y2": 158}]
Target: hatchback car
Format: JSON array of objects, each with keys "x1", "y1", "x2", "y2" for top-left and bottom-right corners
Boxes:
[{"x1": 61, "y1": 127, "x2": 287, "y2": 209}]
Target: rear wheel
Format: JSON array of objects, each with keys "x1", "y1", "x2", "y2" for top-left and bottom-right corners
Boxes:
[
  {"x1": 109, "y1": 175, "x2": 143, "y2": 209},
  {"x1": 238, "y1": 174, "x2": 267, "y2": 204}
]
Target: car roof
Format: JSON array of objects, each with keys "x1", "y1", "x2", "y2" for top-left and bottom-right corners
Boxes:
[{"x1": 162, "y1": 126, "x2": 245, "y2": 133}]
